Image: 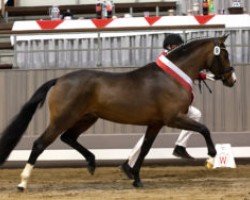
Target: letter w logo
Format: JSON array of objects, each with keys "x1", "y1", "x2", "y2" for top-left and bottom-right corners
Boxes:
[{"x1": 219, "y1": 155, "x2": 227, "y2": 165}]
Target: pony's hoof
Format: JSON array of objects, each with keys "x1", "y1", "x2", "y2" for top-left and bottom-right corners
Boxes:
[
  {"x1": 87, "y1": 160, "x2": 96, "y2": 175},
  {"x1": 120, "y1": 162, "x2": 134, "y2": 179},
  {"x1": 87, "y1": 164, "x2": 96, "y2": 175},
  {"x1": 87, "y1": 155, "x2": 96, "y2": 175},
  {"x1": 205, "y1": 157, "x2": 214, "y2": 169},
  {"x1": 133, "y1": 180, "x2": 143, "y2": 188},
  {"x1": 17, "y1": 185, "x2": 25, "y2": 192}
]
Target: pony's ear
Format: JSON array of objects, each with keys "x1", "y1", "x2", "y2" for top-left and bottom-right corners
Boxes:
[{"x1": 219, "y1": 33, "x2": 229, "y2": 43}]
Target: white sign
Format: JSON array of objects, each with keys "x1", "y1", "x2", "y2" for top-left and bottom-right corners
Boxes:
[{"x1": 213, "y1": 144, "x2": 236, "y2": 168}]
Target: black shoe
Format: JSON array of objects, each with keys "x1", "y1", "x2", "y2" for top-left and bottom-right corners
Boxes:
[
  {"x1": 120, "y1": 161, "x2": 134, "y2": 179},
  {"x1": 173, "y1": 145, "x2": 194, "y2": 160}
]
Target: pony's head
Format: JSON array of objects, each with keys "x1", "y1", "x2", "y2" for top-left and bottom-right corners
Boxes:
[
  {"x1": 168, "y1": 35, "x2": 236, "y2": 87},
  {"x1": 206, "y1": 34, "x2": 236, "y2": 87}
]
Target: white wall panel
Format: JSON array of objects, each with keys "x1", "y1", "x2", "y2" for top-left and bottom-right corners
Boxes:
[{"x1": 0, "y1": 64, "x2": 249, "y2": 138}]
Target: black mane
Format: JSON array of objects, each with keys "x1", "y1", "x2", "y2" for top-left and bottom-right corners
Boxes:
[{"x1": 168, "y1": 36, "x2": 218, "y2": 58}]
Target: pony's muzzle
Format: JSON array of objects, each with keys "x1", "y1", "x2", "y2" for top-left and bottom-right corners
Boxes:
[{"x1": 222, "y1": 70, "x2": 237, "y2": 87}]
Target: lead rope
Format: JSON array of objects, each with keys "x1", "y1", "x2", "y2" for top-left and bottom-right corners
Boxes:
[
  {"x1": 198, "y1": 79, "x2": 212, "y2": 94},
  {"x1": 198, "y1": 40, "x2": 219, "y2": 94}
]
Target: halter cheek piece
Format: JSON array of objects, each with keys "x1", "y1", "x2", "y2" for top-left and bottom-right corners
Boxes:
[{"x1": 212, "y1": 45, "x2": 234, "y2": 81}]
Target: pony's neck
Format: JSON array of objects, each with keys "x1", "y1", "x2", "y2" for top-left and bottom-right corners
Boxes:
[{"x1": 168, "y1": 42, "x2": 211, "y2": 81}]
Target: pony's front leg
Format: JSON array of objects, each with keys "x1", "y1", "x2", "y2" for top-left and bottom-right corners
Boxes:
[
  {"x1": 171, "y1": 113, "x2": 216, "y2": 158},
  {"x1": 131, "y1": 125, "x2": 162, "y2": 187}
]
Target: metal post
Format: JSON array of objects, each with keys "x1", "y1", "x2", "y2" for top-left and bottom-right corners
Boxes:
[
  {"x1": 1, "y1": 0, "x2": 5, "y2": 19},
  {"x1": 43, "y1": 39, "x2": 47, "y2": 68},
  {"x1": 156, "y1": 5, "x2": 159, "y2": 16},
  {"x1": 97, "y1": 32, "x2": 102, "y2": 67},
  {"x1": 13, "y1": 35, "x2": 17, "y2": 68},
  {"x1": 182, "y1": 30, "x2": 187, "y2": 43},
  {"x1": 27, "y1": 39, "x2": 30, "y2": 68},
  {"x1": 129, "y1": 7, "x2": 133, "y2": 16}
]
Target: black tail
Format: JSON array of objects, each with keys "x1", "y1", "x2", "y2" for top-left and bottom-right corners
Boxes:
[{"x1": 0, "y1": 79, "x2": 57, "y2": 165}]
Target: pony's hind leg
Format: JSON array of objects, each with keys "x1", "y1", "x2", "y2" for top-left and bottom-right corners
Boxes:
[
  {"x1": 131, "y1": 124, "x2": 162, "y2": 187},
  {"x1": 60, "y1": 115, "x2": 98, "y2": 175},
  {"x1": 17, "y1": 124, "x2": 62, "y2": 191}
]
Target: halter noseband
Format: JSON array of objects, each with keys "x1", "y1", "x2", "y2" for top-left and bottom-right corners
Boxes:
[{"x1": 212, "y1": 43, "x2": 234, "y2": 81}]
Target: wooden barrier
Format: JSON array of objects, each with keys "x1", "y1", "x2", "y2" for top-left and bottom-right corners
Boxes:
[
  {"x1": 0, "y1": 21, "x2": 13, "y2": 31},
  {"x1": 0, "y1": 42, "x2": 12, "y2": 49},
  {"x1": 0, "y1": 64, "x2": 12, "y2": 69}
]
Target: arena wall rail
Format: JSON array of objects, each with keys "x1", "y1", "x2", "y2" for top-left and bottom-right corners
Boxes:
[
  {"x1": 5, "y1": 25, "x2": 226, "y2": 69},
  {"x1": 0, "y1": 26, "x2": 249, "y2": 167}
]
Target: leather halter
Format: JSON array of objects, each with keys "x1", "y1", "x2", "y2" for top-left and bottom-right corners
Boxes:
[{"x1": 212, "y1": 44, "x2": 234, "y2": 81}]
